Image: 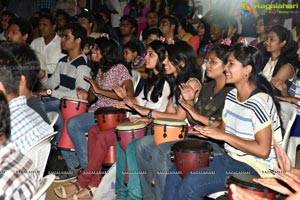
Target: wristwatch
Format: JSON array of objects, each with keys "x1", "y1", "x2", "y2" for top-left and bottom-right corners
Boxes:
[
  {"x1": 147, "y1": 110, "x2": 153, "y2": 119},
  {"x1": 208, "y1": 117, "x2": 215, "y2": 127},
  {"x1": 46, "y1": 89, "x2": 52, "y2": 96}
]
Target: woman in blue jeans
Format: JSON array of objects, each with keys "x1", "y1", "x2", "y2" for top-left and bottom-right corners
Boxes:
[{"x1": 163, "y1": 43, "x2": 283, "y2": 200}]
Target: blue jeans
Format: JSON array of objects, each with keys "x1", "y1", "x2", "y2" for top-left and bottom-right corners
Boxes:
[
  {"x1": 116, "y1": 137, "x2": 146, "y2": 200},
  {"x1": 162, "y1": 141, "x2": 259, "y2": 200},
  {"x1": 62, "y1": 112, "x2": 95, "y2": 168},
  {"x1": 42, "y1": 97, "x2": 63, "y2": 142},
  {"x1": 135, "y1": 135, "x2": 176, "y2": 200}
]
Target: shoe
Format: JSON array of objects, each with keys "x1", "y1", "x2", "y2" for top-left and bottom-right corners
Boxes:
[
  {"x1": 54, "y1": 182, "x2": 82, "y2": 198},
  {"x1": 67, "y1": 186, "x2": 97, "y2": 200},
  {"x1": 54, "y1": 166, "x2": 82, "y2": 183}
]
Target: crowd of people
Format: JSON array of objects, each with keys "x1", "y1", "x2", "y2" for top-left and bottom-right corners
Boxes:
[{"x1": 0, "y1": 0, "x2": 300, "y2": 199}]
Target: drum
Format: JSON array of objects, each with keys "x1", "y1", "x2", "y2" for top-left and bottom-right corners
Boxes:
[
  {"x1": 116, "y1": 121, "x2": 147, "y2": 151},
  {"x1": 171, "y1": 140, "x2": 213, "y2": 178},
  {"x1": 57, "y1": 97, "x2": 88, "y2": 150},
  {"x1": 153, "y1": 118, "x2": 187, "y2": 145},
  {"x1": 227, "y1": 174, "x2": 276, "y2": 200},
  {"x1": 103, "y1": 145, "x2": 116, "y2": 167},
  {"x1": 94, "y1": 107, "x2": 126, "y2": 131},
  {"x1": 116, "y1": 121, "x2": 147, "y2": 184}
]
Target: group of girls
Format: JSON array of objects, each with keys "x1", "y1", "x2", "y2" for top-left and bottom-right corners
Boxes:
[{"x1": 53, "y1": 23, "x2": 300, "y2": 200}]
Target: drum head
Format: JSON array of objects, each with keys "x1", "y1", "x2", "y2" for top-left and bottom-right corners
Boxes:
[
  {"x1": 227, "y1": 174, "x2": 267, "y2": 192},
  {"x1": 116, "y1": 121, "x2": 146, "y2": 130},
  {"x1": 95, "y1": 107, "x2": 125, "y2": 115},
  {"x1": 62, "y1": 96, "x2": 88, "y2": 104},
  {"x1": 153, "y1": 118, "x2": 186, "y2": 126},
  {"x1": 171, "y1": 140, "x2": 212, "y2": 153}
]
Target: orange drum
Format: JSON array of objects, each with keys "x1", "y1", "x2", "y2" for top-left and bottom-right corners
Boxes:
[
  {"x1": 227, "y1": 174, "x2": 276, "y2": 200},
  {"x1": 116, "y1": 121, "x2": 147, "y2": 184},
  {"x1": 57, "y1": 97, "x2": 88, "y2": 150},
  {"x1": 103, "y1": 146, "x2": 116, "y2": 167},
  {"x1": 94, "y1": 107, "x2": 125, "y2": 131},
  {"x1": 171, "y1": 140, "x2": 213, "y2": 177},
  {"x1": 153, "y1": 118, "x2": 187, "y2": 145}
]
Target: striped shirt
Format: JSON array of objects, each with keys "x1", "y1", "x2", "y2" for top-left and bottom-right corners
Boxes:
[
  {"x1": 9, "y1": 96, "x2": 54, "y2": 152},
  {"x1": 40, "y1": 54, "x2": 91, "y2": 99},
  {"x1": 0, "y1": 141, "x2": 39, "y2": 199},
  {"x1": 223, "y1": 89, "x2": 282, "y2": 177}
]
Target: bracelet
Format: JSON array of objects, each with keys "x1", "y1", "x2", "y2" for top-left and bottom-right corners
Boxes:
[
  {"x1": 147, "y1": 110, "x2": 153, "y2": 119},
  {"x1": 207, "y1": 117, "x2": 215, "y2": 127}
]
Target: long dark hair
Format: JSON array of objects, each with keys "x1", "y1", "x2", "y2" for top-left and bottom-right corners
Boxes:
[
  {"x1": 166, "y1": 41, "x2": 202, "y2": 104},
  {"x1": 143, "y1": 40, "x2": 169, "y2": 102},
  {"x1": 229, "y1": 43, "x2": 280, "y2": 113},
  {"x1": 90, "y1": 37, "x2": 125, "y2": 78}
]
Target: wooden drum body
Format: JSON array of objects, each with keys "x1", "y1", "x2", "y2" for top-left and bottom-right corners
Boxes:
[
  {"x1": 153, "y1": 118, "x2": 187, "y2": 145},
  {"x1": 58, "y1": 97, "x2": 88, "y2": 150},
  {"x1": 171, "y1": 140, "x2": 213, "y2": 178}
]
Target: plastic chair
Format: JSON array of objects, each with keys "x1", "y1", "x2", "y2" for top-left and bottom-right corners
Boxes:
[
  {"x1": 279, "y1": 101, "x2": 297, "y2": 151},
  {"x1": 131, "y1": 69, "x2": 141, "y2": 91},
  {"x1": 47, "y1": 112, "x2": 59, "y2": 127},
  {"x1": 23, "y1": 132, "x2": 58, "y2": 179},
  {"x1": 31, "y1": 174, "x2": 55, "y2": 200}
]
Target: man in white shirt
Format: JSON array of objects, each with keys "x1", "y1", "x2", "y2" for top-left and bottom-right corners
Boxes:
[{"x1": 31, "y1": 14, "x2": 65, "y2": 76}]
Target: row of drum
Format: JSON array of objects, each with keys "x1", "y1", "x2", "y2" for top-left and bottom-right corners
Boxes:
[{"x1": 56, "y1": 97, "x2": 278, "y2": 200}]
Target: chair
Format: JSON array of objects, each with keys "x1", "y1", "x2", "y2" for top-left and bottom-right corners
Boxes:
[
  {"x1": 31, "y1": 174, "x2": 55, "y2": 200},
  {"x1": 24, "y1": 132, "x2": 58, "y2": 179},
  {"x1": 279, "y1": 101, "x2": 297, "y2": 152},
  {"x1": 131, "y1": 69, "x2": 141, "y2": 91},
  {"x1": 47, "y1": 112, "x2": 59, "y2": 127}
]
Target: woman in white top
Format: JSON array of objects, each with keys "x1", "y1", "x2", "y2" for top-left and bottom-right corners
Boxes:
[
  {"x1": 163, "y1": 43, "x2": 282, "y2": 200},
  {"x1": 261, "y1": 25, "x2": 298, "y2": 96}
]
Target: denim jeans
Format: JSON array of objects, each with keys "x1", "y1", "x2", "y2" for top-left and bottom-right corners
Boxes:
[
  {"x1": 116, "y1": 140, "x2": 142, "y2": 200},
  {"x1": 62, "y1": 112, "x2": 95, "y2": 168},
  {"x1": 135, "y1": 135, "x2": 176, "y2": 200},
  {"x1": 162, "y1": 141, "x2": 259, "y2": 200},
  {"x1": 42, "y1": 97, "x2": 63, "y2": 142}
]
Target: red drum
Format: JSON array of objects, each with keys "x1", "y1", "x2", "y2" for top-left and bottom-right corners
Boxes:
[
  {"x1": 116, "y1": 122, "x2": 147, "y2": 151},
  {"x1": 227, "y1": 174, "x2": 276, "y2": 200},
  {"x1": 171, "y1": 140, "x2": 213, "y2": 178},
  {"x1": 116, "y1": 121, "x2": 147, "y2": 184},
  {"x1": 57, "y1": 97, "x2": 88, "y2": 150},
  {"x1": 153, "y1": 118, "x2": 187, "y2": 145},
  {"x1": 103, "y1": 145, "x2": 116, "y2": 166},
  {"x1": 95, "y1": 107, "x2": 125, "y2": 131}
]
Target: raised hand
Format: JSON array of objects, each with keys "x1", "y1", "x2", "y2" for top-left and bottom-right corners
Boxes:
[
  {"x1": 112, "y1": 85, "x2": 127, "y2": 99},
  {"x1": 84, "y1": 76, "x2": 100, "y2": 93},
  {"x1": 273, "y1": 138, "x2": 291, "y2": 172},
  {"x1": 77, "y1": 87, "x2": 88, "y2": 100},
  {"x1": 179, "y1": 83, "x2": 198, "y2": 101},
  {"x1": 180, "y1": 99, "x2": 199, "y2": 119}
]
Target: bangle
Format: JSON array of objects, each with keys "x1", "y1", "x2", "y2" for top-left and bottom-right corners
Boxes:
[
  {"x1": 207, "y1": 117, "x2": 215, "y2": 127},
  {"x1": 147, "y1": 110, "x2": 153, "y2": 119}
]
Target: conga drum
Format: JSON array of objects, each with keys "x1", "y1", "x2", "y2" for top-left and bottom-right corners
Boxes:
[
  {"x1": 153, "y1": 118, "x2": 187, "y2": 145},
  {"x1": 171, "y1": 140, "x2": 213, "y2": 177},
  {"x1": 94, "y1": 107, "x2": 126, "y2": 130},
  {"x1": 116, "y1": 121, "x2": 147, "y2": 184},
  {"x1": 57, "y1": 97, "x2": 88, "y2": 150},
  {"x1": 227, "y1": 174, "x2": 276, "y2": 200}
]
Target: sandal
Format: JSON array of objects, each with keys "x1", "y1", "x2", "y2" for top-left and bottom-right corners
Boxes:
[
  {"x1": 67, "y1": 186, "x2": 97, "y2": 200},
  {"x1": 54, "y1": 182, "x2": 82, "y2": 198}
]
